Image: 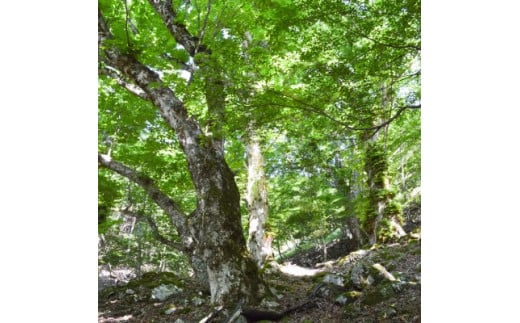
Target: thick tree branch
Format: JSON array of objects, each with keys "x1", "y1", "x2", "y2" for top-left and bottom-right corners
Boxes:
[
  {"x1": 99, "y1": 11, "x2": 205, "y2": 168},
  {"x1": 98, "y1": 154, "x2": 189, "y2": 237},
  {"x1": 99, "y1": 65, "x2": 151, "y2": 100},
  {"x1": 146, "y1": 1, "x2": 229, "y2": 157},
  {"x1": 121, "y1": 209, "x2": 183, "y2": 250},
  {"x1": 98, "y1": 10, "x2": 111, "y2": 45},
  {"x1": 363, "y1": 103, "x2": 420, "y2": 139},
  {"x1": 372, "y1": 104, "x2": 420, "y2": 131},
  {"x1": 147, "y1": 0, "x2": 209, "y2": 56},
  {"x1": 147, "y1": 0, "x2": 213, "y2": 88}
]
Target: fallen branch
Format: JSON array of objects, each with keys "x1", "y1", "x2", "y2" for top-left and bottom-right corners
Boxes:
[{"x1": 199, "y1": 305, "x2": 223, "y2": 323}]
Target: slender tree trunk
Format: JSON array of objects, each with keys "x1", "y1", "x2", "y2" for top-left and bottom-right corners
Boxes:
[
  {"x1": 342, "y1": 183, "x2": 364, "y2": 248},
  {"x1": 321, "y1": 237, "x2": 328, "y2": 262},
  {"x1": 136, "y1": 237, "x2": 143, "y2": 278},
  {"x1": 245, "y1": 128, "x2": 273, "y2": 267},
  {"x1": 345, "y1": 214, "x2": 364, "y2": 247},
  {"x1": 345, "y1": 164, "x2": 364, "y2": 247}
]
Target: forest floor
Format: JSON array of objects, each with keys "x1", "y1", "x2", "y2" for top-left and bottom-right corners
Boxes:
[{"x1": 98, "y1": 231, "x2": 420, "y2": 322}]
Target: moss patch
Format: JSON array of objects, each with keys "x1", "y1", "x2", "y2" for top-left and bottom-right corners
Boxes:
[{"x1": 126, "y1": 271, "x2": 183, "y2": 289}]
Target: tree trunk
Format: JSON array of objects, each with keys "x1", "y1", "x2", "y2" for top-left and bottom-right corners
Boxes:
[
  {"x1": 361, "y1": 83, "x2": 405, "y2": 245},
  {"x1": 98, "y1": 10, "x2": 267, "y2": 305},
  {"x1": 245, "y1": 128, "x2": 273, "y2": 267},
  {"x1": 362, "y1": 138, "x2": 388, "y2": 245},
  {"x1": 188, "y1": 152, "x2": 267, "y2": 305},
  {"x1": 344, "y1": 214, "x2": 364, "y2": 247},
  {"x1": 329, "y1": 152, "x2": 364, "y2": 248}
]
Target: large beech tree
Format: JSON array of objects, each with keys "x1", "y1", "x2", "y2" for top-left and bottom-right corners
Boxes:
[
  {"x1": 98, "y1": 0, "x2": 421, "y2": 307},
  {"x1": 98, "y1": 1, "x2": 267, "y2": 305}
]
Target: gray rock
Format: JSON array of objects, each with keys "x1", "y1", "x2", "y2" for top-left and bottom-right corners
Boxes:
[
  {"x1": 151, "y1": 284, "x2": 182, "y2": 301},
  {"x1": 165, "y1": 307, "x2": 177, "y2": 315},
  {"x1": 350, "y1": 263, "x2": 365, "y2": 288},
  {"x1": 365, "y1": 275, "x2": 375, "y2": 286},
  {"x1": 335, "y1": 294, "x2": 349, "y2": 305},
  {"x1": 192, "y1": 296, "x2": 204, "y2": 306},
  {"x1": 385, "y1": 307, "x2": 397, "y2": 317},
  {"x1": 323, "y1": 273, "x2": 345, "y2": 287}
]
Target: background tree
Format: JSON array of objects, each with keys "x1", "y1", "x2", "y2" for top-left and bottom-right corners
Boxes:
[
  {"x1": 249, "y1": 0, "x2": 421, "y2": 246},
  {"x1": 244, "y1": 127, "x2": 273, "y2": 267}
]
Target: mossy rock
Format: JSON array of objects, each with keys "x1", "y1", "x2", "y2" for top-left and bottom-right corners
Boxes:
[
  {"x1": 126, "y1": 272, "x2": 182, "y2": 289},
  {"x1": 337, "y1": 255, "x2": 350, "y2": 266}
]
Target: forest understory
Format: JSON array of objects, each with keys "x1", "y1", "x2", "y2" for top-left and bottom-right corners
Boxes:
[{"x1": 98, "y1": 228, "x2": 420, "y2": 323}]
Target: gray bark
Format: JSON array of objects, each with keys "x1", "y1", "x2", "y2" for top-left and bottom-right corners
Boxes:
[{"x1": 245, "y1": 129, "x2": 272, "y2": 267}]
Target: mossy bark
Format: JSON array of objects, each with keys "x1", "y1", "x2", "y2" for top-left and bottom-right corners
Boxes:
[
  {"x1": 362, "y1": 140, "x2": 390, "y2": 245},
  {"x1": 361, "y1": 138, "x2": 404, "y2": 244},
  {"x1": 188, "y1": 156, "x2": 267, "y2": 304}
]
